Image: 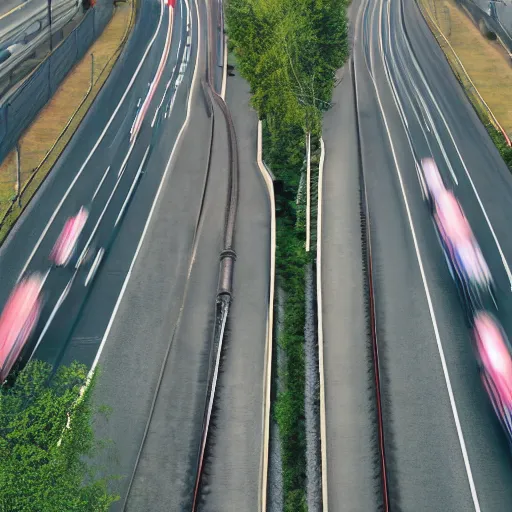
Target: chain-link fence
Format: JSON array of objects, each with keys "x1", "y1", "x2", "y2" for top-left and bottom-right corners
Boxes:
[
  {"x1": 0, "y1": 2, "x2": 114, "y2": 166},
  {"x1": 0, "y1": 0, "x2": 133, "y2": 242}
]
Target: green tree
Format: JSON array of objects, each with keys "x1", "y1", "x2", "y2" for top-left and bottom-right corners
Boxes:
[{"x1": 0, "y1": 361, "x2": 118, "y2": 512}]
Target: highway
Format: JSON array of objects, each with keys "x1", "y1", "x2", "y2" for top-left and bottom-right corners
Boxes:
[
  {"x1": 321, "y1": 0, "x2": 512, "y2": 510},
  {"x1": 0, "y1": 0, "x2": 190, "y2": 363},
  {"x1": 0, "y1": 0, "x2": 272, "y2": 506}
]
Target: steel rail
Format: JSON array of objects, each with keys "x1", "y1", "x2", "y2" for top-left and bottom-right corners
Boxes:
[{"x1": 190, "y1": 0, "x2": 239, "y2": 507}]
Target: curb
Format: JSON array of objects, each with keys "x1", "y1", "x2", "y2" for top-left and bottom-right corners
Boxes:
[
  {"x1": 316, "y1": 136, "x2": 328, "y2": 511},
  {"x1": 257, "y1": 119, "x2": 276, "y2": 512}
]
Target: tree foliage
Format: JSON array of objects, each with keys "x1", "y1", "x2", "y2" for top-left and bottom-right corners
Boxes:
[
  {"x1": 0, "y1": 361, "x2": 118, "y2": 512},
  {"x1": 226, "y1": 0, "x2": 348, "y2": 134}
]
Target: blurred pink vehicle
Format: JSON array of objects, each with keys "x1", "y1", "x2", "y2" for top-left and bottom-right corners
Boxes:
[
  {"x1": 433, "y1": 189, "x2": 494, "y2": 318},
  {"x1": 473, "y1": 312, "x2": 512, "y2": 443},
  {"x1": 420, "y1": 157, "x2": 446, "y2": 208},
  {"x1": 0, "y1": 274, "x2": 44, "y2": 383},
  {"x1": 50, "y1": 207, "x2": 89, "y2": 267}
]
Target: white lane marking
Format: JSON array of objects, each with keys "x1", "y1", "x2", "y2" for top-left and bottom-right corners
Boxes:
[
  {"x1": 114, "y1": 146, "x2": 150, "y2": 227},
  {"x1": 85, "y1": 248, "x2": 105, "y2": 287},
  {"x1": 28, "y1": 270, "x2": 77, "y2": 362},
  {"x1": 359, "y1": 0, "x2": 481, "y2": 508},
  {"x1": 75, "y1": 160, "x2": 130, "y2": 269},
  {"x1": 131, "y1": 0, "x2": 173, "y2": 142},
  {"x1": 40, "y1": 268, "x2": 51, "y2": 289},
  {"x1": 397, "y1": 0, "x2": 512, "y2": 290},
  {"x1": 86, "y1": 0, "x2": 201, "y2": 382},
  {"x1": 151, "y1": 70, "x2": 175, "y2": 127},
  {"x1": 151, "y1": 0, "x2": 186, "y2": 128},
  {"x1": 17, "y1": 0, "x2": 166, "y2": 283},
  {"x1": 379, "y1": 0, "x2": 457, "y2": 189},
  {"x1": 359, "y1": 0, "x2": 375, "y2": 80},
  {"x1": 118, "y1": 142, "x2": 135, "y2": 177},
  {"x1": 92, "y1": 166, "x2": 111, "y2": 201}
]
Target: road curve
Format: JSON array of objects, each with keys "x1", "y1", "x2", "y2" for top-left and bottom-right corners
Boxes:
[
  {"x1": 321, "y1": 0, "x2": 512, "y2": 509},
  {"x1": 195, "y1": 71, "x2": 271, "y2": 512}
]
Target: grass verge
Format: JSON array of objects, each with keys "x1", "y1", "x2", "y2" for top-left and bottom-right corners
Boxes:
[
  {"x1": 0, "y1": 0, "x2": 135, "y2": 244},
  {"x1": 416, "y1": 0, "x2": 512, "y2": 168}
]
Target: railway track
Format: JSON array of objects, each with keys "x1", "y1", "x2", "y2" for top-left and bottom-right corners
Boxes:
[
  {"x1": 351, "y1": 53, "x2": 390, "y2": 512},
  {"x1": 191, "y1": 0, "x2": 239, "y2": 508},
  {"x1": 118, "y1": 0, "x2": 239, "y2": 508}
]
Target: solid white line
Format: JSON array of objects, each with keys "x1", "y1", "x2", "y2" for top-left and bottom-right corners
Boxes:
[
  {"x1": 114, "y1": 146, "x2": 150, "y2": 227},
  {"x1": 17, "y1": 0, "x2": 166, "y2": 282},
  {"x1": 92, "y1": 166, "x2": 111, "y2": 201},
  {"x1": 39, "y1": 268, "x2": 51, "y2": 289},
  {"x1": 29, "y1": 271, "x2": 77, "y2": 361},
  {"x1": 256, "y1": 120, "x2": 276, "y2": 512},
  {"x1": 119, "y1": 143, "x2": 136, "y2": 178},
  {"x1": 84, "y1": 248, "x2": 105, "y2": 287},
  {"x1": 86, "y1": 0, "x2": 202, "y2": 382},
  {"x1": 397, "y1": 0, "x2": 512, "y2": 290},
  {"x1": 361, "y1": 1, "x2": 481, "y2": 508}
]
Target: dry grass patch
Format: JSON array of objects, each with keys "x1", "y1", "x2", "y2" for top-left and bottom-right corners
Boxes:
[
  {"x1": 418, "y1": 0, "x2": 512, "y2": 139},
  {"x1": 0, "y1": 0, "x2": 134, "y2": 243}
]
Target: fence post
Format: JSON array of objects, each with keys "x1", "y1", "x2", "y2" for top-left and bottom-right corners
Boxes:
[
  {"x1": 16, "y1": 144, "x2": 21, "y2": 207},
  {"x1": 91, "y1": 53, "x2": 94, "y2": 90}
]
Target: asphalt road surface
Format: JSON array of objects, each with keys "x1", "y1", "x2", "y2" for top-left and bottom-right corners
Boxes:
[
  {"x1": 321, "y1": 0, "x2": 512, "y2": 509},
  {"x1": 321, "y1": 61, "x2": 378, "y2": 511},
  {"x1": 0, "y1": 0, "x2": 194, "y2": 369},
  {"x1": 196, "y1": 72, "x2": 270, "y2": 512},
  {"x1": 0, "y1": 0, "x2": 269, "y2": 509}
]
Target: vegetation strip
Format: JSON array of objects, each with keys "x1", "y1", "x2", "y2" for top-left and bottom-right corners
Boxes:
[
  {"x1": 0, "y1": 361, "x2": 119, "y2": 510},
  {"x1": 226, "y1": 0, "x2": 348, "y2": 508}
]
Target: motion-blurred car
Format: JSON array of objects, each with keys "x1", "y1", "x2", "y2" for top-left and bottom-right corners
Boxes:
[
  {"x1": 433, "y1": 190, "x2": 495, "y2": 320},
  {"x1": 420, "y1": 157, "x2": 446, "y2": 211},
  {"x1": 0, "y1": 274, "x2": 44, "y2": 383},
  {"x1": 50, "y1": 206, "x2": 88, "y2": 267},
  {"x1": 473, "y1": 312, "x2": 512, "y2": 444}
]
